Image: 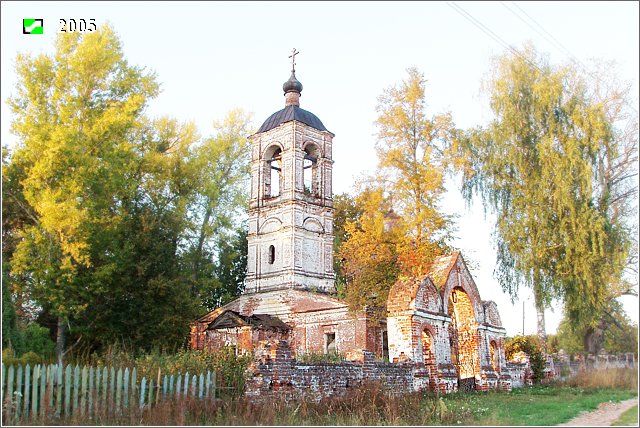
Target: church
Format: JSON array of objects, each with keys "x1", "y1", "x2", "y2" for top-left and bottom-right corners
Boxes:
[{"x1": 190, "y1": 52, "x2": 508, "y2": 391}]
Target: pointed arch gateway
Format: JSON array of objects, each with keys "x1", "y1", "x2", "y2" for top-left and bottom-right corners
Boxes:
[{"x1": 448, "y1": 286, "x2": 480, "y2": 383}]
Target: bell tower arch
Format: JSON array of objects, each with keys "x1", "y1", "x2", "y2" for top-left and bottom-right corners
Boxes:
[{"x1": 245, "y1": 51, "x2": 335, "y2": 294}]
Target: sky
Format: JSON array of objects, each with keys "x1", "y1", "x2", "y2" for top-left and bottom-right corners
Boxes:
[{"x1": 2, "y1": 1, "x2": 638, "y2": 337}]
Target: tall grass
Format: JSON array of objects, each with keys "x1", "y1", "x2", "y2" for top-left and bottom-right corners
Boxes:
[
  {"x1": 23, "y1": 381, "x2": 638, "y2": 426},
  {"x1": 560, "y1": 367, "x2": 638, "y2": 390},
  {"x1": 19, "y1": 384, "x2": 638, "y2": 426},
  {"x1": 23, "y1": 382, "x2": 457, "y2": 426}
]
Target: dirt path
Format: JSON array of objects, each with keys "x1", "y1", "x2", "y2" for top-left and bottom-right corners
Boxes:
[{"x1": 557, "y1": 397, "x2": 638, "y2": 426}]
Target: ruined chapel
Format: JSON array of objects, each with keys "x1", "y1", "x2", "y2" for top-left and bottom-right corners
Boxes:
[{"x1": 190, "y1": 56, "x2": 509, "y2": 391}]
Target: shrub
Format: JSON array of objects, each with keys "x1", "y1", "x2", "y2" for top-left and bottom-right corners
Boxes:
[
  {"x1": 20, "y1": 351, "x2": 43, "y2": 366},
  {"x1": 86, "y1": 345, "x2": 251, "y2": 397},
  {"x1": 23, "y1": 323, "x2": 55, "y2": 360},
  {"x1": 505, "y1": 335, "x2": 546, "y2": 383},
  {"x1": 2, "y1": 348, "x2": 44, "y2": 366},
  {"x1": 2, "y1": 348, "x2": 19, "y2": 366}
]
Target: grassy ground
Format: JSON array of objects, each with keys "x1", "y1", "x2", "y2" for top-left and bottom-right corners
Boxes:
[
  {"x1": 612, "y1": 404, "x2": 638, "y2": 426},
  {"x1": 441, "y1": 385, "x2": 636, "y2": 426},
  {"x1": 21, "y1": 367, "x2": 638, "y2": 426}
]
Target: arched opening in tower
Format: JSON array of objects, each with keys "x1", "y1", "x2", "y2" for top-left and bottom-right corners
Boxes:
[
  {"x1": 448, "y1": 286, "x2": 479, "y2": 380},
  {"x1": 264, "y1": 147, "x2": 282, "y2": 197},
  {"x1": 303, "y1": 144, "x2": 320, "y2": 195}
]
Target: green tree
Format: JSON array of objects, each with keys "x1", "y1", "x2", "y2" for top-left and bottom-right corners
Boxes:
[
  {"x1": 562, "y1": 60, "x2": 638, "y2": 353},
  {"x1": 461, "y1": 44, "x2": 631, "y2": 346},
  {"x1": 332, "y1": 193, "x2": 364, "y2": 296},
  {"x1": 184, "y1": 109, "x2": 252, "y2": 311},
  {"x1": 556, "y1": 299, "x2": 638, "y2": 355},
  {"x1": 4, "y1": 25, "x2": 254, "y2": 358},
  {"x1": 2, "y1": 273, "x2": 24, "y2": 352},
  {"x1": 6, "y1": 25, "x2": 160, "y2": 363},
  {"x1": 209, "y1": 225, "x2": 248, "y2": 309}
]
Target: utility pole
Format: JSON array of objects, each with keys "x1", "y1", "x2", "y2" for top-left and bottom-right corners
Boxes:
[{"x1": 522, "y1": 299, "x2": 525, "y2": 336}]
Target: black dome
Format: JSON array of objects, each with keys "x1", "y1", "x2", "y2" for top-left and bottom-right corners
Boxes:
[
  {"x1": 257, "y1": 105, "x2": 331, "y2": 134},
  {"x1": 283, "y1": 72, "x2": 303, "y2": 93}
]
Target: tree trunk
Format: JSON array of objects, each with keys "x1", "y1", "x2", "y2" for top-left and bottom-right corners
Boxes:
[
  {"x1": 534, "y1": 294, "x2": 547, "y2": 350},
  {"x1": 583, "y1": 318, "x2": 606, "y2": 354},
  {"x1": 55, "y1": 316, "x2": 66, "y2": 366},
  {"x1": 193, "y1": 205, "x2": 212, "y2": 279}
]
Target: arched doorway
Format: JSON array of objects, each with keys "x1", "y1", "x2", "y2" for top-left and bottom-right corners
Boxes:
[{"x1": 448, "y1": 286, "x2": 479, "y2": 390}]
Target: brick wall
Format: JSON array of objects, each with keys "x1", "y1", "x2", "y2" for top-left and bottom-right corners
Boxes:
[
  {"x1": 244, "y1": 341, "x2": 509, "y2": 401},
  {"x1": 246, "y1": 344, "x2": 635, "y2": 400},
  {"x1": 506, "y1": 352, "x2": 636, "y2": 386},
  {"x1": 245, "y1": 341, "x2": 423, "y2": 401}
]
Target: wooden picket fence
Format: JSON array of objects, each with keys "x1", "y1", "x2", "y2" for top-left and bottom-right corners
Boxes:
[{"x1": 1, "y1": 363, "x2": 217, "y2": 424}]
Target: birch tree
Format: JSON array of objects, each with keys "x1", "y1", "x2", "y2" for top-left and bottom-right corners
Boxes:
[{"x1": 461, "y1": 44, "x2": 633, "y2": 346}]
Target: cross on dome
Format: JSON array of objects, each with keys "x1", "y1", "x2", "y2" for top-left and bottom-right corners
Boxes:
[{"x1": 289, "y1": 48, "x2": 299, "y2": 72}]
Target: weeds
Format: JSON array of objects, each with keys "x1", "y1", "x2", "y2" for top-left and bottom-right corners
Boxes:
[
  {"x1": 10, "y1": 379, "x2": 638, "y2": 426},
  {"x1": 296, "y1": 351, "x2": 346, "y2": 364},
  {"x1": 82, "y1": 345, "x2": 251, "y2": 397}
]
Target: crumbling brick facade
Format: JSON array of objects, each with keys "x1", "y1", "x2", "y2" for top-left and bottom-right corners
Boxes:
[
  {"x1": 191, "y1": 289, "x2": 386, "y2": 359},
  {"x1": 385, "y1": 253, "x2": 509, "y2": 392},
  {"x1": 242, "y1": 341, "x2": 636, "y2": 401}
]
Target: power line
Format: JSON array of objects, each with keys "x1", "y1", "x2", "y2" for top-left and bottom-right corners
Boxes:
[
  {"x1": 446, "y1": 2, "x2": 547, "y2": 79},
  {"x1": 446, "y1": 2, "x2": 515, "y2": 56},
  {"x1": 505, "y1": 1, "x2": 638, "y2": 116},
  {"x1": 448, "y1": 1, "x2": 639, "y2": 116},
  {"x1": 506, "y1": 1, "x2": 587, "y2": 70}
]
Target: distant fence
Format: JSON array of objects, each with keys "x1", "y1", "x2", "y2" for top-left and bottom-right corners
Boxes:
[{"x1": 1, "y1": 363, "x2": 217, "y2": 424}]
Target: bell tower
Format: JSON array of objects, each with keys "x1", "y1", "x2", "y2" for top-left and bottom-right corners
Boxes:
[{"x1": 244, "y1": 50, "x2": 335, "y2": 294}]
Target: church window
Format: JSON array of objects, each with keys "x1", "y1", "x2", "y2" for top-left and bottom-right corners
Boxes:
[
  {"x1": 268, "y1": 245, "x2": 275, "y2": 264},
  {"x1": 324, "y1": 332, "x2": 336, "y2": 354}
]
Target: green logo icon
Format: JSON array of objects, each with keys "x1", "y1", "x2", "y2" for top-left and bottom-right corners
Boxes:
[{"x1": 23, "y1": 19, "x2": 44, "y2": 34}]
